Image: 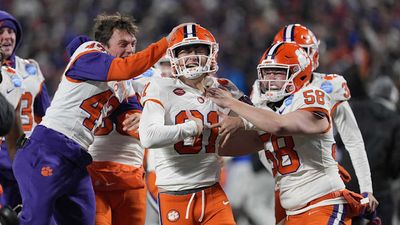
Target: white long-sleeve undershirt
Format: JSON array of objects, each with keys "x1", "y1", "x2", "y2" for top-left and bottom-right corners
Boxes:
[
  {"x1": 139, "y1": 101, "x2": 198, "y2": 148},
  {"x1": 334, "y1": 101, "x2": 373, "y2": 193}
]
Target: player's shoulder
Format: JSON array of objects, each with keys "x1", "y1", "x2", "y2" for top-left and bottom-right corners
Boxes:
[
  {"x1": 72, "y1": 41, "x2": 107, "y2": 58},
  {"x1": 290, "y1": 84, "x2": 331, "y2": 110},
  {"x1": 140, "y1": 77, "x2": 176, "y2": 103},
  {"x1": 15, "y1": 56, "x2": 45, "y2": 80},
  {"x1": 312, "y1": 72, "x2": 347, "y2": 85},
  {"x1": 145, "y1": 76, "x2": 177, "y2": 89},
  {"x1": 295, "y1": 84, "x2": 327, "y2": 96},
  {"x1": 311, "y1": 72, "x2": 350, "y2": 101},
  {"x1": 1, "y1": 65, "x2": 17, "y2": 75},
  {"x1": 0, "y1": 65, "x2": 21, "y2": 85}
]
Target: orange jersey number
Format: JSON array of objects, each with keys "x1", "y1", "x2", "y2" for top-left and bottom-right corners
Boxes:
[
  {"x1": 20, "y1": 92, "x2": 33, "y2": 131},
  {"x1": 264, "y1": 135, "x2": 300, "y2": 176},
  {"x1": 93, "y1": 97, "x2": 120, "y2": 135},
  {"x1": 80, "y1": 90, "x2": 114, "y2": 131},
  {"x1": 303, "y1": 89, "x2": 325, "y2": 105},
  {"x1": 342, "y1": 82, "x2": 351, "y2": 99},
  {"x1": 85, "y1": 42, "x2": 106, "y2": 52},
  {"x1": 174, "y1": 110, "x2": 219, "y2": 154}
]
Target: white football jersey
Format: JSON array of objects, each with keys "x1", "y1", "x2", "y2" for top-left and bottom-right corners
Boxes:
[
  {"x1": 89, "y1": 126, "x2": 143, "y2": 166},
  {"x1": 140, "y1": 77, "x2": 222, "y2": 191},
  {"x1": 0, "y1": 66, "x2": 23, "y2": 109},
  {"x1": 311, "y1": 72, "x2": 351, "y2": 113},
  {"x1": 41, "y1": 41, "x2": 133, "y2": 150},
  {"x1": 15, "y1": 56, "x2": 46, "y2": 137},
  {"x1": 88, "y1": 68, "x2": 160, "y2": 166},
  {"x1": 89, "y1": 85, "x2": 142, "y2": 166},
  {"x1": 258, "y1": 85, "x2": 345, "y2": 211}
]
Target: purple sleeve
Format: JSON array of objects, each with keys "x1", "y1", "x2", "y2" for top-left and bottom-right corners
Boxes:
[
  {"x1": 109, "y1": 95, "x2": 142, "y2": 124},
  {"x1": 33, "y1": 83, "x2": 51, "y2": 117},
  {"x1": 65, "y1": 52, "x2": 115, "y2": 81}
]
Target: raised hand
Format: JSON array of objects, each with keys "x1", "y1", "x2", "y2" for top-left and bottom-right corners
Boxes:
[
  {"x1": 166, "y1": 23, "x2": 194, "y2": 43},
  {"x1": 364, "y1": 192, "x2": 379, "y2": 212},
  {"x1": 122, "y1": 112, "x2": 141, "y2": 131},
  {"x1": 210, "y1": 112, "x2": 244, "y2": 147},
  {"x1": 206, "y1": 87, "x2": 234, "y2": 108}
]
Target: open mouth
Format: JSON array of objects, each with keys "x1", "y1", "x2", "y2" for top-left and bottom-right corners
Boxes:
[
  {"x1": 1, "y1": 42, "x2": 12, "y2": 47},
  {"x1": 0, "y1": 43, "x2": 13, "y2": 52},
  {"x1": 186, "y1": 63, "x2": 200, "y2": 68}
]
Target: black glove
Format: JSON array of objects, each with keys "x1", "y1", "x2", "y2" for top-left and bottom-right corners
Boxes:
[{"x1": 0, "y1": 205, "x2": 19, "y2": 225}]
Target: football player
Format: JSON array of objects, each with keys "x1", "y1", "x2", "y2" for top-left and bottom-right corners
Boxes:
[
  {"x1": 11, "y1": 13, "x2": 183, "y2": 225},
  {"x1": 65, "y1": 33, "x2": 146, "y2": 225},
  {"x1": 138, "y1": 23, "x2": 236, "y2": 225},
  {"x1": 208, "y1": 42, "x2": 368, "y2": 224},
  {"x1": 267, "y1": 24, "x2": 378, "y2": 224}
]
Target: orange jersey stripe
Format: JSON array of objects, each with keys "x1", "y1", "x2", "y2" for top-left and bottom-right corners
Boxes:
[
  {"x1": 107, "y1": 38, "x2": 168, "y2": 81},
  {"x1": 299, "y1": 107, "x2": 332, "y2": 133},
  {"x1": 143, "y1": 99, "x2": 164, "y2": 108},
  {"x1": 65, "y1": 76, "x2": 83, "y2": 83},
  {"x1": 331, "y1": 101, "x2": 343, "y2": 117}
]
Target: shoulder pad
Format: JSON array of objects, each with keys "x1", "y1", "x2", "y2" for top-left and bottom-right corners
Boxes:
[{"x1": 314, "y1": 73, "x2": 351, "y2": 101}]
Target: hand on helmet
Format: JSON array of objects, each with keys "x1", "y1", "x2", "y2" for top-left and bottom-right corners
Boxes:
[{"x1": 166, "y1": 23, "x2": 194, "y2": 43}]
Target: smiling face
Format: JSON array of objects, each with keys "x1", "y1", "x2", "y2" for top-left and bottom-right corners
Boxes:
[
  {"x1": 0, "y1": 27, "x2": 16, "y2": 59},
  {"x1": 175, "y1": 44, "x2": 210, "y2": 70},
  {"x1": 105, "y1": 28, "x2": 137, "y2": 58}
]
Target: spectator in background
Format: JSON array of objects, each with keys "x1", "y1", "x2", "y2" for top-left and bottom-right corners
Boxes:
[
  {"x1": 3, "y1": 0, "x2": 400, "y2": 97},
  {"x1": 0, "y1": 10, "x2": 51, "y2": 209},
  {"x1": 345, "y1": 76, "x2": 400, "y2": 225}
]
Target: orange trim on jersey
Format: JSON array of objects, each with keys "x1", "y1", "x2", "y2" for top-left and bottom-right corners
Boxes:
[
  {"x1": 143, "y1": 98, "x2": 164, "y2": 108},
  {"x1": 34, "y1": 115, "x2": 42, "y2": 124},
  {"x1": 299, "y1": 107, "x2": 331, "y2": 133},
  {"x1": 331, "y1": 101, "x2": 344, "y2": 117},
  {"x1": 107, "y1": 38, "x2": 168, "y2": 81},
  {"x1": 37, "y1": 81, "x2": 44, "y2": 94},
  {"x1": 299, "y1": 190, "x2": 342, "y2": 211},
  {"x1": 65, "y1": 76, "x2": 83, "y2": 83}
]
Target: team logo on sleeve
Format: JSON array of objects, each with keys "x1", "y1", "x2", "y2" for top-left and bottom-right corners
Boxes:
[
  {"x1": 173, "y1": 88, "x2": 186, "y2": 96},
  {"x1": 11, "y1": 74, "x2": 22, "y2": 87},
  {"x1": 25, "y1": 64, "x2": 38, "y2": 76},
  {"x1": 167, "y1": 209, "x2": 180, "y2": 222},
  {"x1": 320, "y1": 81, "x2": 333, "y2": 94},
  {"x1": 284, "y1": 95, "x2": 293, "y2": 106}
]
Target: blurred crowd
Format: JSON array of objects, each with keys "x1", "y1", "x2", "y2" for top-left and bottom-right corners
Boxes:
[
  {"x1": 2, "y1": 0, "x2": 400, "y2": 224},
  {"x1": 1, "y1": 0, "x2": 399, "y2": 97}
]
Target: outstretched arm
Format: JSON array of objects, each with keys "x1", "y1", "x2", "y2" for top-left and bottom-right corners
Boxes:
[
  {"x1": 217, "y1": 128, "x2": 264, "y2": 156},
  {"x1": 207, "y1": 88, "x2": 330, "y2": 136}
]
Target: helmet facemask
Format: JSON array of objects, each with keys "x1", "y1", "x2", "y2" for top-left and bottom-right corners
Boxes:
[
  {"x1": 168, "y1": 40, "x2": 218, "y2": 80},
  {"x1": 256, "y1": 63, "x2": 301, "y2": 102}
]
